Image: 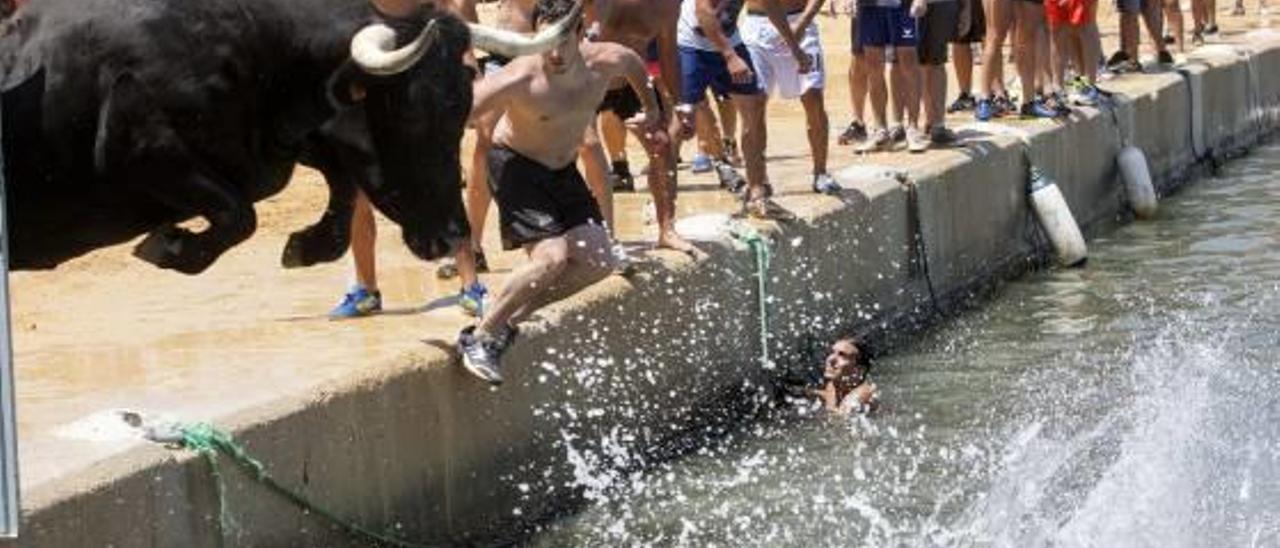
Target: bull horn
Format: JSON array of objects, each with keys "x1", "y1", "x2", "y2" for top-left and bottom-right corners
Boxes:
[
  {"x1": 350, "y1": 19, "x2": 438, "y2": 76},
  {"x1": 467, "y1": 0, "x2": 583, "y2": 58}
]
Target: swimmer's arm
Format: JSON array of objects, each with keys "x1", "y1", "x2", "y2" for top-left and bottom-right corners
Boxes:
[{"x1": 469, "y1": 61, "x2": 528, "y2": 121}]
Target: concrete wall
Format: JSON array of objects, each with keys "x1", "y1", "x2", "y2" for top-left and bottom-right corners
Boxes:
[{"x1": 8, "y1": 37, "x2": 1280, "y2": 548}]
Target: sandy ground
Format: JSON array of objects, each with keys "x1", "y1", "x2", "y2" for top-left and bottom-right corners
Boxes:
[{"x1": 8, "y1": 4, "x2": 1274, "y2": 491}]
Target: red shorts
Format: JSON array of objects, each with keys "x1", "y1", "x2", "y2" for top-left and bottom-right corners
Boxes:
[{"x1": 1044, "y1": 0, "x2": 1095, "y2": 26}]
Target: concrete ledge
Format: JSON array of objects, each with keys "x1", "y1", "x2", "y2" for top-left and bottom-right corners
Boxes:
[{"x1": 9, "y1": 37, "x2": 1280, "y2": 548}]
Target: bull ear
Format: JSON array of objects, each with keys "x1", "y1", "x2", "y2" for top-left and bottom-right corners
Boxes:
[{"x1": 326, "y1": 63, "x2": 367, "y2": 108}]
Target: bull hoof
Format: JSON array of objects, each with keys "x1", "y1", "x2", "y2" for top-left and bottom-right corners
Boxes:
[
  {"x1": 281, "y1": 228, "x2": 346, "y2": 269},
  {"x1": 133, "y1": 227, "x2": 212, "y2": 274}
]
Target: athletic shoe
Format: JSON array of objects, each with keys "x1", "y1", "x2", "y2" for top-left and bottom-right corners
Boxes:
[
  {"x1": 837, "y1": 120, "x2": 868, "y2": 145},
  {"x1": 1192, "y1": 30, "x2": 1205, "y2": 47},
  {"x1": 889, "y1": 125, "x2": 907, "y2": 143},
  {"x1": 1048, "y1": 92, "x2": 1073, "y2": 117},
  {"x1": 611, "y1": 160, "x2": 635, "y2": 192},
  {"x1": 457, "y1": 325, "x2": 505, "y2": 385},
  {"x1": 458, "y1": 282, "x2": 487, "y2": 317},
  {"x1": 975, "y1": 98, "x2": 996, "y2": 121},
  {"x1": 1021, "y1": 99, "x2": 1059, "y2": 119},
  {"x1": 436, "y1": 249, "x2": 489, "y2": 279},
  {"x1": 1157, "y1": 50, "x2": 1175, "y2": 66},
  {"x1": 690, "y1": 153, "x2": 713, "y2": 174},
  {"x1": 715, "y1": 161, "x2": 747, "y2": 194},
  {"x1": 1070, "y1": 85, "x2": 1102, "y2": 107},
  {"x1": 994, "y1": 94, "x2": 1018, "y2": 116},
  {"x1": 1105, "y1": 50, "x2": 1132, "y2": 71},
  {"x1": 1231, "y1": 4, "x2": 1246, "y2": 15},
  {"x1": 329, "y1": 286, "x2": 382, "y2": 319},
  {"x1": 948, "y1": 92, "x2": 977, "y2": 113},
  {"x1": 906, "y1": 126, "x2": 929, "y2": 153},
  {"x1": 929, "y1": 125, "x2": 959, "y2": 147},
  {"x1": 1204, "y1": 23, "x2": 1219, "y2": 36},
  {"x1": 856, "y1": 128, "x2": 892, "y2": 153},
  {"x1": 812, "y1": 173, "x2": 842, "y2": 195},
  {"x1": 1163, "y1": 34, "x2": 1176, "y2": 45}
]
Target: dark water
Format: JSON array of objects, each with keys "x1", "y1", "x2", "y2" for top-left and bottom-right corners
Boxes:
[{"x1": 532, "y1": 143, "x2": 1280, "y2": 547}]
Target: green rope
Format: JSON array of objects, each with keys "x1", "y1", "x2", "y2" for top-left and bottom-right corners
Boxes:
[
  {"x1": 174, "y1": 422, "x2": 436, "y2": 548},
  {"x1": 729, "y1": 222, "x2": 773, "y2": 369}
]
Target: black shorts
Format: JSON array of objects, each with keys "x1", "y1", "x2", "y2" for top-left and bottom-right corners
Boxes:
[
  {"x1": 597, "y1": 84, "x2": 664, "y2": 120},
  {"x1": 919, "y1": 1, "x2": 960, "y2": 65},
  {"x1": 951, "y1": 0, "x2": 986, "y2": 43},
  {"x1": 487, "y1": 144, "x2": 603, "y2": 250}
]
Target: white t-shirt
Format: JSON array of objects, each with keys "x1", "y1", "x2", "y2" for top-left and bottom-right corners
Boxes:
[{"x1": 677, "y1": 0, "x2": 746, "y2": 51}]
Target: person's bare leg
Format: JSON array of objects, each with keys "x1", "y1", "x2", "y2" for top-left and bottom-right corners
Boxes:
[
  {"x1": 350, "y1": 190, "x2": 378, "y2": 291},
  {"x1": 1050, "y1": 24, "x2": 1069, "y2": 94},
  {"x1": 865, "y1": 47, "x2": 889, "y2": 129},
  {"x1": 716, "y1": 94, "x2": 741, "y2": 164},
  {"x1": 1036, "y1": 23, "x2": 1053, "y2": 93},
  {"x1": 578, "y1": 120, "x2": 615, "y2": 230},
  {"x1": 801, "y1": 88, "x2": 830, "y2": 175},
  {"x1": 1014, "y1": 2, "x2": 1044, "y2": 100},
  {"x1": 980, "y1": 0, "x2": 1012, "y2": 99},
  {"x1": 1164, "y1": 0, "x2": 1185, "y2": 52},
  {"x1": 1121, "y1": 12, "x2": 1139, "y2": 59},
  {"x1": 457, "y1": 113, "x2": 500, "y2": 289},
  {"x1": 891, "y1": 47, "x2": 920, "y2": 129},
  {"x1": 1081, "y1": 23, "x2": 1102, "y2": 83},
  {"x1": 923, "y1": 62, "x2": 947, "y2": 130},
  {"x1": 600, "y1": 111, "x2": 628, "y2": 163},
  {"x1": 733, "y1": 92, "x2": 769, "y2": 197},
  {"x1": 695, "y1": 101, "x2": 726, "y2": 158},
  {"x1": 850, "y1": 51, "x2": 869, "y2": 123},
  {"x1": 483, "y1": 223, "x2": 616, "y2": 332},
  {"x1": 953, "y1": 42, "x2": 974, "y2": 96},
  {"x1": 1140, "y1": 0, "x2": 1167, "y2": 58},
  {"x1": 630, "y1": 124, "x2": 691, "y2": 252}
]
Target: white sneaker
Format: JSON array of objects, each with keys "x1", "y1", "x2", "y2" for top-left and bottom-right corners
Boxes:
[{"x1": 906, "y1": 127, "x2": 930, "y2": 153}]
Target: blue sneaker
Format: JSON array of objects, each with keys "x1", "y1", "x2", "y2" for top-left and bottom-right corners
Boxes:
[
  {"x1": 975, "y1": 98, "x2": 995, "y2": 122},
  {"x1": 812, "y1": 173, "x2": 842, "y2": 195},
  {"x1": 690, "y1": 153, "x2": 713, "y2": 174},
  {"x1": 1021, "y1": 99, "x2": 1059, "y2": 119},
  {"x1": 329, "y1": 286, "x2": 381, "y2": 319},
  {"x1": 459, "y1": 282, "x2": 487, "y2": 317}
]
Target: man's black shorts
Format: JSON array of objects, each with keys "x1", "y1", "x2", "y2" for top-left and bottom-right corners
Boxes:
[
  {"x1": 487, "y1": 144, "x2": 603, "y2": 250},
  {"x1": 597, "y1": 84, "x2": 664, "y2": 120},
  {"x1": 951, "y1": 0, "x2": 986, "y2": 44}
]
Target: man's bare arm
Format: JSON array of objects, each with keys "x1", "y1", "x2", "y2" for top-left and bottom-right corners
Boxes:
[
  {"x1": 694, "y1": 0, "x2": 736, "y2": 55},
  {"x1": 761, "y1": 0, "x2": 811, "y2": 70},
  {"x1": 470, "y1": 62, "x2": 528, "y2": 121},
  {"x1": 656, "y1": 0, "x2": 682, "y2": 101},
  {"x1": 793, "y1": 0, "x2": 828, "y2": 38}
]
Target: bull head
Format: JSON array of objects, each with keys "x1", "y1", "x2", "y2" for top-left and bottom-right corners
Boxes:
[{"x1": 350, "y1": 0, "x2": 583, "y2": 75}]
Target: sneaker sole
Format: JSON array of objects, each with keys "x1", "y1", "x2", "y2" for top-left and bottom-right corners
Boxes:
[{"x1": 460, "y1": 353, "x2": 503, "y2": 385}]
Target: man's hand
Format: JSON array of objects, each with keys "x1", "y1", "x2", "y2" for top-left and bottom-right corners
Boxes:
[
  {"x1": 910, "y1": 0, "x2": 927, "y2": 18},
  {"x1": 725, "y1": 51, "x2": 754, "y2": 84},
  {"x1": 792, "y1": 49, "x2": 814, "y2": 74}
]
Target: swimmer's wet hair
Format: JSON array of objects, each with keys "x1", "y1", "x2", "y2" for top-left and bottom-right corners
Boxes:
[
  {"x1": 533, "y1": 0, "x2": 581, "y2": 27},
  {"x1": 836, "y1": 336, "x2": 874, "y2": 372}
]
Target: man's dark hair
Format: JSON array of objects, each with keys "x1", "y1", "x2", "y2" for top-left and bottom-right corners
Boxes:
[
  {"x1": 836, "y1": 336, "x2": 873, "y2": 372},
  {"x1": 533, "y1": 0, "x2": 580, "y2": 27}
]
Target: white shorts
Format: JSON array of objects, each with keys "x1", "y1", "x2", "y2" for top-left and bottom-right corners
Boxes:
[{"x1": 741, "y1": 13, "x2": 825, "y2": 100}]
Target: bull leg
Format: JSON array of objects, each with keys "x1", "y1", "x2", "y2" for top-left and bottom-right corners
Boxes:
[
  {"x1": 132, "y1": 171, "x2": 257, "y2": 274},
  {"x1": 281, "y1": 141, "x2": 357, "y2": 268}
]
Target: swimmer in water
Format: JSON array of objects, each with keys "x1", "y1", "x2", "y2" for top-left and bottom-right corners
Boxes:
[{"x1": 813, "y1": 337, "x2": 878, "y2": 414}]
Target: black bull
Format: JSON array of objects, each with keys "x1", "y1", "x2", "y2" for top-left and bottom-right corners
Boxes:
[{"x1": 0, "y1": 0, "x2": 473, "y2": 274}]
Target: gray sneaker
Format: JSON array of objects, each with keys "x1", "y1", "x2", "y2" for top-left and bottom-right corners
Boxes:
[
  {"x1": 856, "y1": 128, "x2": 891, "y2": 154},
  {"x1": 906, "y1": 127, "x2": 929, "y2": 153},
  {"x1": 715, "y1": 161, "x2": 747, "y2": 194},
  {"x1": 929, "y1": 125, "x2": 959, "y2": 147},
  {"x1": 812, "y1": 173, "x2": 842, "y2": 195},
  {"x1": 458, "y1": 325, "x2": 506, "y2": 385}
]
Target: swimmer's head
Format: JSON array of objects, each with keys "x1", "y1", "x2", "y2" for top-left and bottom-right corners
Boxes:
[{"x1": 824, "y1": 337, "x2": 869, "y2": 383}]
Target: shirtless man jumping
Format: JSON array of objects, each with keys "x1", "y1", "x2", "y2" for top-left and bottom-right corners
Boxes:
[{"x1": 458, "y1": 0, "x2": 668, "y2": 384}]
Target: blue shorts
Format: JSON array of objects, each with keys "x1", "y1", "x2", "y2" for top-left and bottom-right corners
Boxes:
[
  {"x1": 679, "y1": 44, "x2": 763, "y2": 105},
  {"x1": 856, "y1": 5, "x2": 918, "y2": 49}
]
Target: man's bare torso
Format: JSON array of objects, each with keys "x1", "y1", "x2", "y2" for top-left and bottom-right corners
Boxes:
[
  {"x1": 595, "y1": 0, "x2": 679, "y2": 52},
  {"x1": 494, "y1": 42, "x2": 632, "y2": 169},
  {"x1": 746, "y1": 0, "x2": 809, "y2": 14}
]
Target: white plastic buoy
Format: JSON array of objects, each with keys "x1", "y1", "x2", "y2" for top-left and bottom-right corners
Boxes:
[
  {"x1": 1118, "y1": 146, "x2": 1158, "y2": 219},
  {"x1": 1029, "y1": 166, "x2": 1088, "y2": 267}
]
